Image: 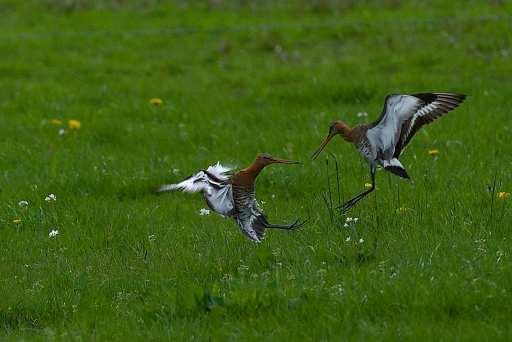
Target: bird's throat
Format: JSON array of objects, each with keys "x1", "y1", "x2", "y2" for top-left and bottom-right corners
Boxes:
[
  {"x1": 240, "y1": 160, "x2": 266, "y2": 181},
  {"x1": 340, "y1": 127, "x2": 354, "y2": 142}
]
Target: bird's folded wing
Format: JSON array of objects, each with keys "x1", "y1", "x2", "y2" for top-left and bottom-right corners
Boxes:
[
  {"x1": 235, "y1": 206, "x2": 266, "y2": 243},
  {"x1": 205, "y1": 183, "x2": 234, "y2": 216}
]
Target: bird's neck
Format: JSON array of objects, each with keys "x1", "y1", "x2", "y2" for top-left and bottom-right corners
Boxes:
[
  {"x1": 241, "y1": 159, "x2": 266, "y2": 179},
  {"x1": 338, "y1": 125, "x2": 368, "y2": 144},
  {"x1": 339, "y1": 125, "x2": 354, "y2": 142}
]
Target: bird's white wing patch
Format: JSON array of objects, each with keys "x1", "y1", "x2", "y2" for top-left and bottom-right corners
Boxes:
[
  {"x1": 206, "y1": 162, "x2": 233, "y2": 181},
  {"x1": 367, "y1": 95, "x2": 421, "y2": 158},
  {"x1": 157, "y1": 163, "x2": 235, "y2": 216}
]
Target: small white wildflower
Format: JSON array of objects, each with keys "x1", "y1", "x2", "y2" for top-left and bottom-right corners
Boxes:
[
  {"x1": 58, "y1": 128, "x2": 66, "y2": 136},
  {"x1": 357, "y1": 112, "x2": 368, "y2": 118},
  {"x1": 359, "y1": 238, "x2": 364, "y2": 244},
  {"x1": 148, "y1": 234, "x2": 156, "y2": 242},
  {"x1": 343, "y1": 223, "x2": 349, "y2": 228},
  {"x1": 199, "y1": 208, "x2": 210, "y2": 216},
  {"x1": 345, "y1": 236, "x2": 351, "y2": 242},
  {"x1": 45, "y1": 194, "x2": 57, "y2": 202},
  {"x1": 48, "y1": 229, "x2": 59, "y2": 238},
  {"x1": 346, "y1": 217, "x2": 353, "y2": 222},
  {"x1": 353, "y1": 217, "x2": 359, "y2": 222},
  {"x1": 18, "y1": 200, "x2": 29, "y2": 207}
]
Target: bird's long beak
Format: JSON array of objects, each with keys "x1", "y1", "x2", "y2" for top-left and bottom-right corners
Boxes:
[
  {"x1": 271, "y1": 157, "x2": 301, "y2": 164},
  {"x1": 311, "y1": 133, "x2": 335, "y2": 160}
]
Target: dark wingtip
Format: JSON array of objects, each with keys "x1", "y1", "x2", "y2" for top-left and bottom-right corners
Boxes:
[
  {"x1": 451, "y1": 93, "x2": 467, "y2": 102},
  {"x1": 412, "y1": 92, "x2": 467, "y2": 105},
  {"x1": 385, "y1": 166, "x2": 410, "y2": 179}
]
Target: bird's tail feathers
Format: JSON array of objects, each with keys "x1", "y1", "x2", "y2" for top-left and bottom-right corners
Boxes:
[{"x1": 383, "y1": 158, "x2": 410, "y2": 179}]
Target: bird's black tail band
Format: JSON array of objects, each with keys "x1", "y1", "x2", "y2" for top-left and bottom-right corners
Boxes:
[{"x1": 385, "y1": 166, "x2": 410, "y2": 179}]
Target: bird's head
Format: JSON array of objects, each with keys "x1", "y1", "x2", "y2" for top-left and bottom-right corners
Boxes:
[
  {"x1": 311, "y1": 121, "x2": 353, "y2": 160},
  {"x1": 256, "y1": 153, "x2": 301, "y2": 166}
]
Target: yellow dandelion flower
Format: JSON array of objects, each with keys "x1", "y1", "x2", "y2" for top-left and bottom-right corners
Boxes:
[
  {"x1": 50, "y1": 119, "x2": 62, "y2": 125},
  {"x1": 428, "y1": 149, "x2": 439, "y2": 156},
  {"x1": 149, "y1": 98, "x2": 163, "y2": 106},
  {"x1": 13, "y1": 219, "x2": 22, "y2": 224},
  {"x1": 497, "y1": 192, "x2": 510, "y2": 199},
  {"x1": 68, "y1": 120, "x2": 81, "y2": 130}
]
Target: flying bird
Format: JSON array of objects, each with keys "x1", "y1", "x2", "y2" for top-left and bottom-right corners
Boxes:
[
  {"x1": 312, "y1": 92, "x2": 466, "y2": 212},
  {"x1": 157, "y1": 153, "x2": 306, "y2": 243}
]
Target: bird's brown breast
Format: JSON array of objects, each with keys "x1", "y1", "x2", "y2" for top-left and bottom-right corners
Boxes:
[
  {"x1": 231, "y1": 170, "x2": 255, "y2": 189},
  {"x1": 350, "y1": 125, "x2": 369, "y2": 145}
]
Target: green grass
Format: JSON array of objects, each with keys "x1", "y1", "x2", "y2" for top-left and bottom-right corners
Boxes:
[{"x1": 1, "y1": 1, "x2": 511, "y2": 339}]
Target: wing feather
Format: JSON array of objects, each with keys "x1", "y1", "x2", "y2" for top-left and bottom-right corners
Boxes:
[
  {"x1": 156, "y1": 171, "x2": 213, "y2": 193},
  {"x1": 235, "y1": 209, "x2": 267, "y2": 243},
  {"x1": 232, "y1": 186, "x2": 266, "y2": 243},
  {"x1": 394, "y1": 93, "x2": 466, "y2": 157},
  {"x1": 367, "y1": 92, "x2": 466, "y2": 159},
  {"x1": 157, "y1": 163, "x2": 235, "y2": 216},
  {"x1": 206, "y1": 162, "x2": 234, "y2": 181}
]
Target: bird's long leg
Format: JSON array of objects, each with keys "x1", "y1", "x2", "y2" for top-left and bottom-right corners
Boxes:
[
  {"x1": 259, "y1": 217, "x2": 308, "y2": 230},
  {"x1": 339, "y1": 165, "x2": 376, "y2": 213}
]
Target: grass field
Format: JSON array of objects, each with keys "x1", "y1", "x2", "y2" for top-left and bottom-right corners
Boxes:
[{"x1": 1, "y1": 1, "x2": 511, "y2": 339}]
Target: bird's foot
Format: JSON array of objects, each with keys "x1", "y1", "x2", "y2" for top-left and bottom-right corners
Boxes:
[
  {"x1": 289, "y1": 218, "x2": 309, "y2": 230},
  {"x1": 277, "y1": 218, "x2": 308, "y2": 230},
  {"x1": 265, "y1": 218, "x2": 309, "y2": 230}
]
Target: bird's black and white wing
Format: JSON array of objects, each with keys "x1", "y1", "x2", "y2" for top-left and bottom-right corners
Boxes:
[
  {"x1": 393, "y1": 93, "x2": 466, "y2": 157},
  {"x1": 157, "y1": 162, "x2": 235, "y2": 216},
  {"x1": 367, "y1": 93, "x2": 466, "y2": 158},
  {"x1": 232, "y1": 187, "x2": 267, "y2": 243}
]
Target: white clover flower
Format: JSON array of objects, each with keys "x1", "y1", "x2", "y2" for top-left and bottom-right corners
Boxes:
[
  {"x1": 345, "y1": 236, "x2": 351, "y2": 242},
  {"x1": 58, "y1": 128, "x2": 66, "y2": 136},
  {"x1": 359, "y1": 238, "x2": 364, "y2": 244},
  {"x1": 45, "y1": 194, "x2": 57, "y2": 202},
  {"x1": 48, "y1": 229, "x2": 59, "y2": 238},
  {"x1": 18, "y1": 200, "x2": 29, "y2": 207},
  {"x1": 344, "y1": 217, "x2": 359, "y2": 227},
  {"x1": 199, "y1": 208, "x2": 210, "y2": 216}
]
